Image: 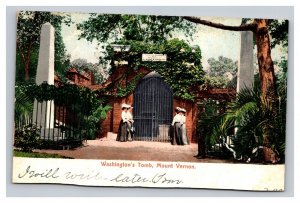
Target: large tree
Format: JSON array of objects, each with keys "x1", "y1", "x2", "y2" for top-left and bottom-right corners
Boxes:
[
  {"x1": 182, "y1": 17, "x2": 288, "y2": 101},
  {"x1": 182, "y1": 17, "x2": 288, "y2": 162},
  {"x1": 200, "y1": 56, "x2": 238, "y2": 89},
  {"x1": 17, "y1": 11, "x2": 71, "y2": 81},
  {"x1": 77, "y1": 14, "x2": 202, "y2": 100},
  {"x1": 78, "y1": 15, "x2": 287, "y2": 100},
  {"x1": 207, "y1": 56, "x2": 238, "y2": 77},
  {"x1": 70, "y1": 58, "x2": 106, "y2": 84},
  {"x1": 77, "y1": 14, "x2": 195, "y2": 44},
  {"x1": 78, "y1": 14, "x2": 288, "y2": 162}
]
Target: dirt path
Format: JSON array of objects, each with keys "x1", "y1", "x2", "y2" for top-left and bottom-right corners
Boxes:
[{"x1": 35, "y1": 133, "x2": 230, "y2": 163}]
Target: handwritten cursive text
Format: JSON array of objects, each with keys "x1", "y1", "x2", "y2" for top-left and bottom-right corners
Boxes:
[{"x1": 18, "y1": 165, "x2": 60, "y2": 179}]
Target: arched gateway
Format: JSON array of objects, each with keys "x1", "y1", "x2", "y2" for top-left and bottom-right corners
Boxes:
[{"x1": 133, "y1": 72, "x2": 173, "y2": 142}]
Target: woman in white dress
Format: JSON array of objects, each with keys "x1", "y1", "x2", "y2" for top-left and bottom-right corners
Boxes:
[{"x1": 180, "y1": 108, "x2": 189, "y2": 145}]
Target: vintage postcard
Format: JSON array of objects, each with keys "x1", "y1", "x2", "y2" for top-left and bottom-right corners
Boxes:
[{"x1": 12, "y1": 10, "x2": 288, "y2": 191}]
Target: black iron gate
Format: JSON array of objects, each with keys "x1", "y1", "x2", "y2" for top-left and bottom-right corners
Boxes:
[{"x1": 133, "y1": 72, "x2": 173, "y2": 142}]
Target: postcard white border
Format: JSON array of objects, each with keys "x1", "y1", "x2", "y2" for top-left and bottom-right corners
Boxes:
[{"x1": 13, "y1": 157, "x2": 285, "y2": 191}]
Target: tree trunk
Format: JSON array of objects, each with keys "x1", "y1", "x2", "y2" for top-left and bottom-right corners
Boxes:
[
  {"x1": 254, "y1": 19, "x2": 279, "y2": 163},
  {"x1": 254, "y1": 19, "x2": 277, "y2": 100},
  {"x1": 182, "y1": 17, "x2": 281, "y2": 163},
  {"x1": 24, "y1": 40, "x2": 33, "y2": 81},
  {"x1": 183, "y1": 17, "x2": 278, "y2": 99},
  {"x1": 24, "y1": 59, "x2": 30, "y2": 81}
]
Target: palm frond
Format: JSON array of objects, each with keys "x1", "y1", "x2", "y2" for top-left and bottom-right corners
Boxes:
[
  {"x1": 209, "y1": 84, "x2": 286, "y2": 162},
  {"x1": 15, "y1": 86, "x2": 34, "y2": 128}
]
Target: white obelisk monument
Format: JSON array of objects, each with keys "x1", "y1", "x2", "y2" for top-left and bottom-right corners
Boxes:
[
  {"x1": 228, "y1": 31, "x2": 255, "y2": 145},
  {"x1": 32, "y1": 23, "x2": 55, "y2": 139},
  {"x1": 237, "y1": 31, "x2": 254, "y2": 92}
]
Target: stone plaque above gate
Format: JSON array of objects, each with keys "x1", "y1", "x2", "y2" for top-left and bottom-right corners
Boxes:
[{"x1": 142, "y1": 54, "x2": 167, "y2": 61}]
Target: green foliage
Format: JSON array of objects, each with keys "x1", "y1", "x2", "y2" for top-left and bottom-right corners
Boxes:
[
  {"x1": 240, "y1": 18, "x2": 288, "y2": 49},
  {"x1": 15, "y1": 47, "x2": 38, "y2": 82},
  {"x1": 202, "y1": 76, "x2": 228, "y2": 89},
  {"x1": 14, "y1": 124, "x2": 41, "y2": 152},
  {"x1": 197, "y1": 99, "x2": 227, "y2": 153},
  {"x1": 268, "y1": 19, "x2": 289, "y2": 49},
  {"x1": 275, "y1": 56, "x2": 288, "y2": 97},
  {"x1": 16, "y1": 11, "x2": 71, "y2": 82},
  {"x1": 207, "y1": 56, "x2": 238, "y2": 77},
  {"x1": 275, "y1": 56, "x2": 287, "y2": 160},
  {"x1": 77, "y1": 13, "x2": 196, "y2": 44},
  {"x1": 15, "y1": 83, "x2": 34, "y2": 129},
  {"x1": 105, "y1": 39, "x2": 204, "y2": 100},
  {"x1": 204, "y1": 56, "x2": 238, "y2": 88},
  {"x1": 95, "y1": 105, "x2": 113, "y2": 121},
  {"x1": 24, "y1": 83, "x2": 99, "y2": 115},
  {"x1": 16, "y1": 82, "x2": 111, "y2": 140},
  {"x1": 77, "y1": 13, "x2": 204, "y2": 100},
  {"x1": 210, "y1": 86, "x2": 286, "y2": 163},
  {"x1": 84, "y1": 104, "x2": 112, "y2": 139},
  {"x1": 115, "y1": 73, "x2": 144, "y2": 97},
  {"x1": 70, "y1": 58, "x2": 104, "y2": 84},
  {"x1": 13, "y1": 150, "x2": 72, "y2": 158}
]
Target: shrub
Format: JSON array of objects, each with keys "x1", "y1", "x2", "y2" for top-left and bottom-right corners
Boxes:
[{"x1": 14, "y1": 124, "x2": 41, "y2": 152}]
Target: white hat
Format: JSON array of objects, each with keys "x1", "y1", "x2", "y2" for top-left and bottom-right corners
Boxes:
[
  {"x1": 175, "y1": 107, "x2": 181, "y2": 111},
  {"x1": 122, "y1": 103, "x2": 133, "y2": 109},
  {"x1": 180, "y1": 108, "x2": 186, "y2": 113}
]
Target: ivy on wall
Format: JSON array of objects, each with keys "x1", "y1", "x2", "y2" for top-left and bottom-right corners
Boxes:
[
  {"x1": 24, "y1": 82, "x2": 100, "y2": 115},
  {"x1": 115, "y1": 73, "x2": 144, "y2": 97},
  {"x1": 104, "y1": 39, "x2": 205, "y2": 101}
]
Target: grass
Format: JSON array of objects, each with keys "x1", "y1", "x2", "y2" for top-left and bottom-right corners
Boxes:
[{"x1": 13, "y1": 150, "x2": 73, "y2": 159}]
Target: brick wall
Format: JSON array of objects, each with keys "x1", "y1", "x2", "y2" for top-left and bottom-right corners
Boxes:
[
  {"x1": 99, "y1": 109, "x2": 112, "y2": 138},
  {"x1": 112, "y1": 93, "x2": 134, "y2": 133},
  {"x1": 100, "y1": 94, "x2": 198, "y2": 143},
  {"x1": 173, "y1": 98, "x2": 197, "y2": 143},
  {"x1": 97, "y1": 67, "x2": 199, "y2": 142}
]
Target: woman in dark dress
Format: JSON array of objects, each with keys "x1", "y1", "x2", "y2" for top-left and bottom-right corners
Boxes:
[
  {"x1": 171, "y1": 107, "x2": 183, "y2": 145},
  {"x1": 116, "y1": 104, "x2": 134, "y2": 142}
]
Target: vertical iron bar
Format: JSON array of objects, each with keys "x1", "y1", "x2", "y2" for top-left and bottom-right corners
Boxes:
[
  {"x1": 151, "y1": 78, "x2": 154, "y2": 141},
  {"x1": 53, "y1": 102, "x2": 56, "y2": 141},
  {"x1": 62, "y1": 105, "x2": 65, "y2": 140},
  {"x1": 48, "y1": 100, "x2": 52, "y2": 140},
  {"x1": 71, "y1": 101, "x2": 74, "y2": 140},
  {"x1": 56, "y1": 104, "x2": 62, "y2": 141},
  {"x1": 44, "y1": 101, "x2": 47, "y2": 140},
  {"x1": 35, "y1": 101, "x2": 39, "y2": 126}
]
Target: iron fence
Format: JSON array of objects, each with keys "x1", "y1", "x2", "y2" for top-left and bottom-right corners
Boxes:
[
  {"x1": 15, "y1": 84, "x2": 95, "y2": 149},
  {"x1": 133, "y1": 74, "x2": 173, "y2": 142}
]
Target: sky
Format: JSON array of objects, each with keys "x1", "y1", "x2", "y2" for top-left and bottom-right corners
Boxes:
[{"x1": 61, "y1": 12, "x2": 285, "y2": 71}]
